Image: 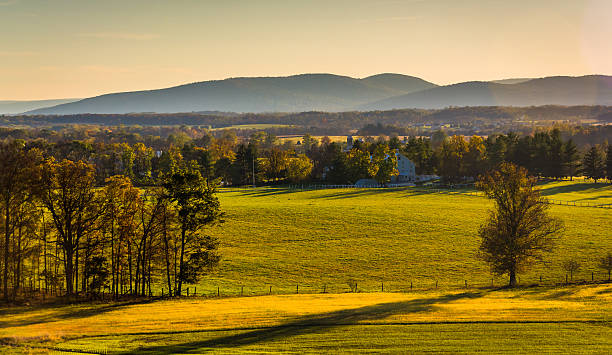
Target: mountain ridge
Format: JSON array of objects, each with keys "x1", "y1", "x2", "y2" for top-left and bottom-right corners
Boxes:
[
  {"x1": 26, "y1": 73, "x2": 437, "y2": 114},
  {"x1": 21, "y1": 74, "x2": 612, "y2": 115},
  {"x1": 360, "y1": 75, "x2": 612, "y2": 110}
]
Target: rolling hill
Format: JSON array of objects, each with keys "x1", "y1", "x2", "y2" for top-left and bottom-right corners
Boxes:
[
  {"x1": 20, "y1": 74, "x2": 612, "y2": 114},
  {"x1": 25, "y1": 74, "x2": 437, "y2": 114},
  {"x1": 361, "y1": 75, "x2": 612, "y2": 110}
]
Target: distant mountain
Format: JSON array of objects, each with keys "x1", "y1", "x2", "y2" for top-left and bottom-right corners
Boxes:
[
  {"x1": 360, "y1": 75, "x2": 612, "y2": 110},
  {"x1": 361, "y1": 73, "x2": 437, "y2": 93},
  {"x1": 26, "y1": 74, "x2": 437, "y2": 115},
  {"x1": 21, "y1": 74, "x2": 612, "y2": 114},
  {"x1": 490, "y1": 78, "x2": 533, "y2": 84},
  {"x1": 0, "y1": 99, "x2": 80, "y2": 114}
]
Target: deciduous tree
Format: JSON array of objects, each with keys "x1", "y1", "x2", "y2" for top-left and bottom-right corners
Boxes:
[
  {"x1": 562, "y1": 259, "x2": 580, "y2": 281},
  {"x1": 0, "y1": 142, "x2": 40, "y2": 301},
  {"x1": 477, "y1": 163, "x2": 563, "y2": 286},
  {"x1": 163, "y1": 164, "x2": 223, "y2": 296},
  {"x1": 37, "y1": 159, "x2": 101, "y2": 296},
  {"x1": 599, "y1": 252, "x2": 612, "y2": 281}
]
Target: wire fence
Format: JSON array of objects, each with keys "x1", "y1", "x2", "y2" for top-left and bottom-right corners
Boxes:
[{"x1": 15, "y1": 275, "x2": 612, "y2": 302}]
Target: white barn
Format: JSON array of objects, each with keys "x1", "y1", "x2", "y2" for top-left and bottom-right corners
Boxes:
[{"x1": 391, "y1": 152, "x2": 416, "y2": 183}]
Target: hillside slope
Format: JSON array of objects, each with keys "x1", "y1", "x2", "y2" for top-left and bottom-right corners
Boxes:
[
  {"x1": 361, "y1": 75, "x2": 612, "y2": 110},
  {"x1": 26, "y1": 74, "x2": 437, "y2": 114}
]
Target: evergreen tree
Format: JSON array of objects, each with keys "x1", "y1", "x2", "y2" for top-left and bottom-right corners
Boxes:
[
  {"x1": 562, "y1": 139, "x2": 580, "y2": 180},
  {"x1": 582, "y1": 146, "x2": 605, "y2": 182},
  {"x1": 606, "y1": 145, "x2": 612, "y2": 182},
  {"x1": 231, "y1": 143, "x2": 260, "y2": 186},
  {"x1": 532, "y1": 132, "x2": 551, "y2": 177},
  {"x1": 403, "y1": 137, "x2": 435, "y2": 175},
  {"x1": 548, "y1": 129, "x2": 564, "y2": 179},
  {"x1": 512, "y1": 136, "x2": 533, "y2": 172}
]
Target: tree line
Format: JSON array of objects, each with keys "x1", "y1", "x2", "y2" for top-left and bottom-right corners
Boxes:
[
  {"x1": 2, "y1": 105, "x2": 612, "y2": 138},
  {"x1": 1, "y1": 127, "x2": 611, "y2": 189},
  {"x1": 0, "y1": 141, "x2": 223, "y2": 302}
]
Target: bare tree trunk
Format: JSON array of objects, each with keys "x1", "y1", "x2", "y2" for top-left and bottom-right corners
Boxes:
[
  {"x1": 140, "y1": 239, "x2": 146, "y2": 296},
  {"x1": 147, "y1": 245, "x2": 152, "y2": 296},
  {"x1": 162, "y1": 215, "x2": 172, "y2": 296},
  {"x1": 74, "y1": 246, "x2": 79, "y2": 295},
  {"x1": 82, "y1": 237, "x2": 89, "y2": 294},
  {"x1": 173, "y1": 242, "x2": 178, "y2": 296},
  {"x1": 128, "y1": 241, "x2": 133, "y2": 295},
  {"x1": 42, "y1": 209, "x2": 48, "y2": 293},
  {"x1": 177, "y1": 228, "x2": 186, "y2": 296},
  {"x1": 509, "y1": 268, "x2": 517, "y2": 287},
  {"x1": 65, "y1": 249, "x2": 74, "y2": 296},
  {"x1": 55, "y1": 240, "x2": 59, "y2": 294},
  {"x1": 13, "y1": 224, "x2": 22, "y2": 300},
  {"x1": 3, "y1": 199, "x2": 10, "y2": 302}
]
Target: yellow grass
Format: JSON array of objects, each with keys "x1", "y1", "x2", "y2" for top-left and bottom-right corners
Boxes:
[{"x1": 1, "y1": 284, "x2": 610, "y2": 342}]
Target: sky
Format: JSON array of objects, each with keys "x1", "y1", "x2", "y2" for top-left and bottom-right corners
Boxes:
[{"x1": 1, "y1": 0, "x2": 611, "y2": 100}]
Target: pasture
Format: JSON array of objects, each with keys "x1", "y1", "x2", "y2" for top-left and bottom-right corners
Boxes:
[
  {"x1": 1, "y1": 180, "x2": 610, "y2": 353},
  {"x1": 196, "y1": 181, "x2": 611, "y2": 295},
  {"x1": 1, "y1": 285, "x2": 611, "y2": 353}
]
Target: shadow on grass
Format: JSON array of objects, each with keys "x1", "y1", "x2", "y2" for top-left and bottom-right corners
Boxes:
[
  {"x1": 0, "y1": 298, "x2": 158, "y2": 329},
  {"x1": 312, "y1": 188, "x2": 443, "y2": 200},
  {"x1": 538, "y1": 182, "x2": 611, "y2": 197},
  {"x1": 230, "y1": 188, "x2": 300, "y2": 198},
  {"x1": 122, "y1": 292, "x2": 484, "y2": 354}
]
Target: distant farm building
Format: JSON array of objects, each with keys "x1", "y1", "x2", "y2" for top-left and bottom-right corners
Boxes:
[{"x1": 391, "y1": 152, "x2": 416, "y2": 183}]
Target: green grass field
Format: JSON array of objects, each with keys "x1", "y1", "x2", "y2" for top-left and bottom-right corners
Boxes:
[
  {"x1": 1, "y1": 180, "x2": 610, "y2": 353},
  {"x1": 537, "y1": 180, "x2": 612, "y2": 205},
  {"x1": 193, "y1": 181, "x2": 611, "y2": 296}
]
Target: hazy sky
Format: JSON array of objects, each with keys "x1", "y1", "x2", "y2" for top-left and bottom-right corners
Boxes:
[{"x1": 1, "y1": 0, "x2": 611, "y2": 100}]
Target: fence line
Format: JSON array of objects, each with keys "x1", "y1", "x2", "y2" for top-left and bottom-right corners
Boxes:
[{"x1": 14, "y1": 276, "x2": 612, "y2": 302}]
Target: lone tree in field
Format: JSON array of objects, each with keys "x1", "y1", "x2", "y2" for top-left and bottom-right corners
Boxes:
[
  {"x1": 477, "y1": 163, "x2": 563, "y2": 287},
  {"x1": 562, "y1": 259, "x2": 581, "y2": 281},
  {"x1": 599, "y1": 252, "x2": 612, "y2": 281}
]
